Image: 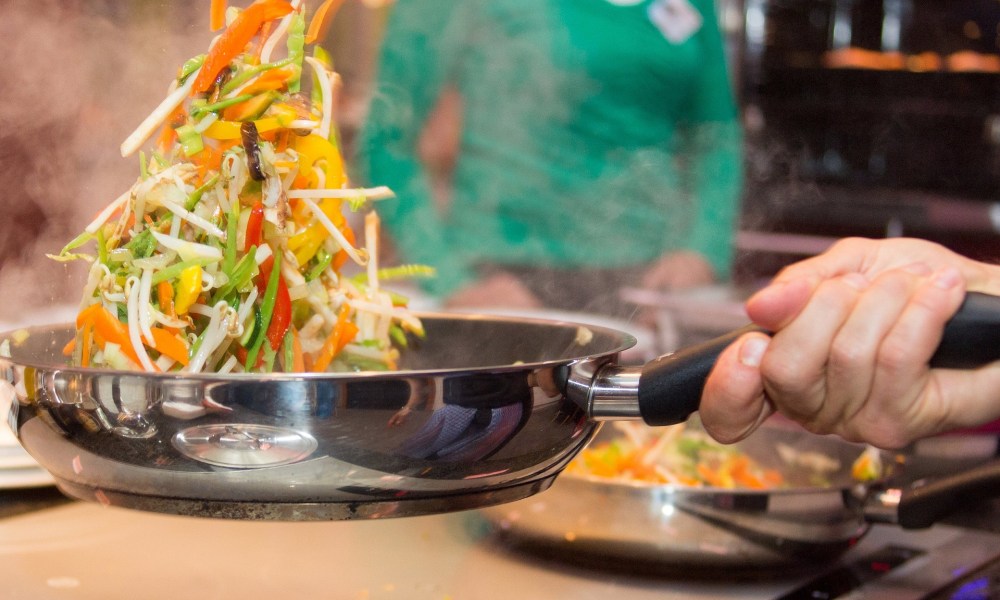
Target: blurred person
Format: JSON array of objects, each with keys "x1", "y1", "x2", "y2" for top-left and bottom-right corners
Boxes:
[
  {"x1": 356, "y1": 0, "x2": 743, "y2": 317},
  {"x1": 699, "y1": 237, "x2": 1000, "y2": 449}
]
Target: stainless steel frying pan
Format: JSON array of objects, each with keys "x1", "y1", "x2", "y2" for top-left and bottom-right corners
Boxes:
[
  {"x1": 479, "y1": 422, "x2": 996, "y2": 572},
  {"x1": 3, "y1": 293, "x2": 1000, "y2": 521}
]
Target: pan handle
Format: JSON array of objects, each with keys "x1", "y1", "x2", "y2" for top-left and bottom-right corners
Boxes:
[
  {"x1": 636, "y1": 291, "x2": 1000, "y2": 426},
  {"x1": 865, "y1": 459, "x2": 1000, "y2": 529}
]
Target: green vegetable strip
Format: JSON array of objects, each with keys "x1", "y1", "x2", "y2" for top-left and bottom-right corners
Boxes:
[
  {"x1": 176, "y1": 125, "x2": 204, "y2": 157},
  {"x1": 151, "y1": 257, "x2": 216, "y2": 285},
  {"x1": 222, "y1": 201, "x2": 240, "y2": 276},
  {"x1": 282, "y1": 329, "x2": 295, "y2": 373},
  {"x1": 139, "y1": 151, "x2": 149, "y2": 180},
  {"x1": 212, "y1": 247, "x2": 257, "y2": 302},
  {"x1": 286, "y1": 13, "x2": 306, "y2": 94},
  {"x1": 351, "y1": 264, "x2": 436, "y2": 284},
  {"x1": 244, "y1": 251, "x2": 282, "y2": 371},
  {"x1": 262, "y1": 345, "x2": 278, "y2": 374},
  {"x1": 191, "y1": 94, "x2": 254, "y2": 117},
  {"x1": 185, "y1": 175, "x2": 219, "y2": 211},
  {"x1": 96, "y1": 228, "x2": 109, "y2": 266},
  {"x1": 59, "y1": 231, "x2": 94, "y2": 257},
  {"x1": 389, "y1": 324, "x2": 408, "y2": 349},
  {"x1": 178, "y1": 54, "x2": 207, "y2": 83},
  {"x1": 220, "y1": 57, "x2": 294, "y2": 97},
  {"x1": 306, "y1": 249, "x2": 333, "y2": 281}
]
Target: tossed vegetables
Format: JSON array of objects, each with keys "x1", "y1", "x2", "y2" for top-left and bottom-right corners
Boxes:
[
  {"x1": 53, "y1": 0, "x2": 432, "y2": 374},
  {"x1": 567, "y1": 420, "x2": 887, "y2": 489}
]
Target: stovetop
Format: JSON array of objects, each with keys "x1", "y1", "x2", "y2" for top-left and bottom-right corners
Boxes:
[{"x1": 0, "y1": 497, "x2": 998, "y2": 600}]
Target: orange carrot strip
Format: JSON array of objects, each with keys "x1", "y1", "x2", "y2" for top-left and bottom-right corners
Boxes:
[
  {"x1": 147, "y1": 328, "x2": 190, "y2": 366},
  {"x1": 191, "y1": 0, "x2": 294, "y2": 96},
  {"x1": 62, "y1": 337, "x2": 77, "y2": 357},
  {"x1": 157, "y1": 281, "x2": 176, "y2": 319},
  {"x1": 306, "y1": 0, "x2": 345, "y2": 44},
  {"x1": 80, "y1": 322, "x2": 94, "y2": 368},
  {"x1": 210, "y1": 0, "x2": 227, "y2": 31},
  {"x1": 311, "y1": 304, "x2": 350, "y2": 372},
  {"x1": 291, "y1": 328, "x2": 305, "y2": 372}
]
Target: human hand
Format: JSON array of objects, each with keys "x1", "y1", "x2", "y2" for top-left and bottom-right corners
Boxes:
[
  {"x1": 640, "y1": 251, "x2": 716, "y2": 291},
  {"x1": 444, "y1": 272, "x2": 544, "y2": 310},
  {"x1": 699, "y1": 237, "x2": 1000, "y2": 448}
]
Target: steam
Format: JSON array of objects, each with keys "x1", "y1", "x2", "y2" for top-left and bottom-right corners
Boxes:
[{"x1": 0, "y1": 0, "x2": 209, "y2": 323}]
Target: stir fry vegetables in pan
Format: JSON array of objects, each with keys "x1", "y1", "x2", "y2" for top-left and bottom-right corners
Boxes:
[
  {"x1": 567, "y1": 421, "x2": 885, "y2": 489},
  {"x1": 52, "y1": 0, "x2": 431, "y2": 374}
]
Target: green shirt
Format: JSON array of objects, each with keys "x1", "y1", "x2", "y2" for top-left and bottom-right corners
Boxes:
[{"x1": 357, "y1": 0, "x2": 743, "y2": 297}]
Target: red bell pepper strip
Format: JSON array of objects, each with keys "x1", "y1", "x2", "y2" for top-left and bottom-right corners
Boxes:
[
  {"x1": 255, "y1": 255, "x2": 292, "y2": 351},
  {"x1": 244, "y1": 201, "x2": 265, "y2": 252},
  {"x1": 191, "y1": 0, "x2": 294, "y2": 96}
]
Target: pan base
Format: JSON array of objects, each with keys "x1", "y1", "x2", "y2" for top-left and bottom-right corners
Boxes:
[{"x1": 51, "y1": 476, "x2": 557, "y2": 521}]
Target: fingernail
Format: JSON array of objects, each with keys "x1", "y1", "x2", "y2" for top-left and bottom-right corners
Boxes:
[
  {"x1": 739, "y1": 336, "x2": 769, "y2": 368},
  {"x1": 932, "y1": 267, "x2": 963, "y2": 290}
]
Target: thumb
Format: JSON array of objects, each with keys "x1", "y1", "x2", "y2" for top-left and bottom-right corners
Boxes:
[{"x1": 700, "y1": 332, "x2": 775, "y2": 443}]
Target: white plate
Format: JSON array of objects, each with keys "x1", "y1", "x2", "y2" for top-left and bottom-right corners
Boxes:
[
  {"x1": 0, "y1": 443, "x2": 40, "y2": 470},
  {"x1": 0, "y1": 466, "x2": 54, "y2": 489}
]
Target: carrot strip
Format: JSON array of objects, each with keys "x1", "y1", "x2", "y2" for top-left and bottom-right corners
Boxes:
[
  {"x1": 80, "y1": 322, "x2": 94, "y2": 368},
  {"x1": 306, "y1": 0, "x2": 345, "y2": 44},
  {"x1": 192, "y1": 0, "x2": 294, "y2": 96},
  {"x1": 311, "y1": 304, "x2": 350, "y2": 372},
  {"x1": 148, "y1": 327, "x2": 190, "y2": 366},
  {"x1": 210, "y1": 0, "x2": 227, "y2": 31},
  {"x1": 62, "y1": 337, "x2": 77, "y2": 357},
  {"x1": 157, "y1": 281, "x2": 176, "y2": 319}
]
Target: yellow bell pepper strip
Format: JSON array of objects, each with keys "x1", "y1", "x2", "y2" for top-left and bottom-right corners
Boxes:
[
  {"x1": 174, "y1": 265, "x2": 204, "y2": 315},
  {"x1": 286, "y1": 199, "x2": 349, "y2": 267},
  {"x1": 148, "y1": 327, "x2": 190, "y2": 366},
  {"x1": 201, "y1": 108, "x2": 296, "y2": 140},
  {"x1": 190, "y1": 0, "x2": 294, "y2": 96},
  {"x1": 305, "y1": 0, "x2": 346, "y2": 44},
  {"x1": 291, "y1": 133, "x2": 346, "y2": 189}
]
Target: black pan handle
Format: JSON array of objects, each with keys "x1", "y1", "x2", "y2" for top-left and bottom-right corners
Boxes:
[
  {"x1": 867, "y1": 459, "x2": 1000, "y2": 529},
  {"x1": 637, "y1": 292, "x2": 1000, "y2": 426}
]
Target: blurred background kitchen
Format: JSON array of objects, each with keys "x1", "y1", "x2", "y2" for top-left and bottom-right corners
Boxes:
[
  {"x1": 3, "y1": 2, "x2": 1000, "y2": 599},
  {"x1": 6, "y1": 0, "x2": 1000, "y2": 347}
]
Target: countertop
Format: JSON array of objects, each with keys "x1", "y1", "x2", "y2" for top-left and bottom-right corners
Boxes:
[{"x1": 2, "y1": 486, "x2": 1000, "y2": 600}]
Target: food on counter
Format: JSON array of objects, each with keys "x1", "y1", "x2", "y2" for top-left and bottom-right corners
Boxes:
[
  {"x1": 566, "y1": 421, "x2": 787, "y2": 488},
  {"x1": 567, "y1": 420, "x2": 885, "y2": 489},
  {"x1": 52, "y1": 0, "x2": 431, "y2": 373}
]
